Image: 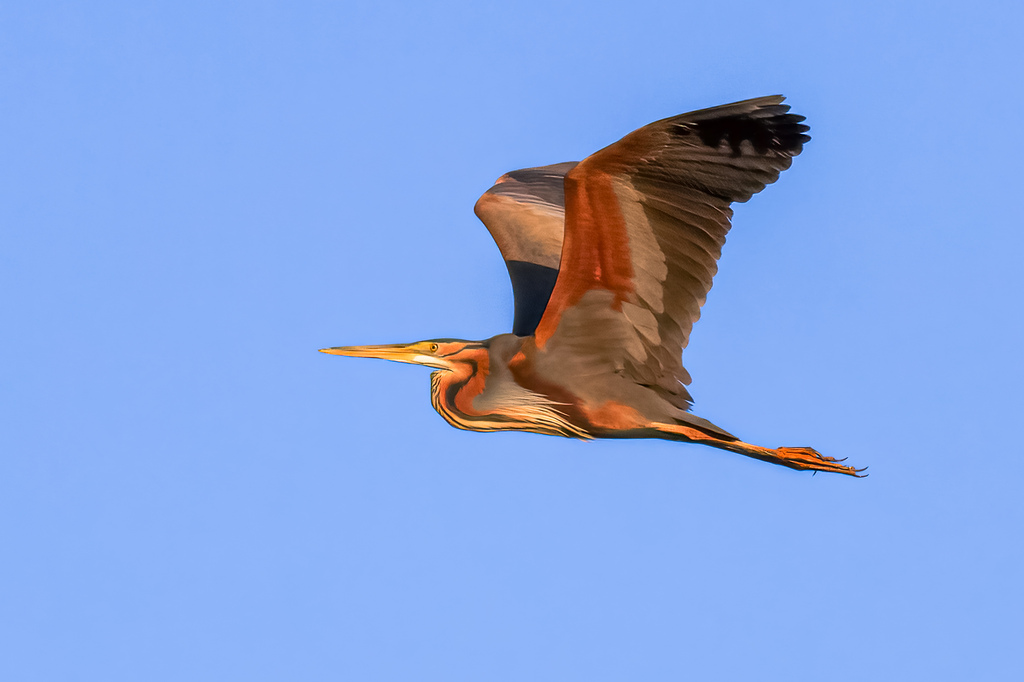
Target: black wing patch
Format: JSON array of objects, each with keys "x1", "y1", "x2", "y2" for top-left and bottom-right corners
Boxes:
[{"x1": 506, "y1": 260, "x2": 560, "y2": 336}]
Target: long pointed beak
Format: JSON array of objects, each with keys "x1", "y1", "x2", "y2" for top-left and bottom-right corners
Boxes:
[{"x1": 318, "y1": 343, "x2": 450, "y2": 369}]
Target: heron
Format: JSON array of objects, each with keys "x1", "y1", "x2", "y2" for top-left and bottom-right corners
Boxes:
[{"x1": 322, "y1": 95, "x2": 863, "y2": 476}]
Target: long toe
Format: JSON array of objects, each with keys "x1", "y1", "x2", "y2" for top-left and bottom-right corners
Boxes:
[{"x1": 775, "y1": 447, "x2": 866, "y2": 477}]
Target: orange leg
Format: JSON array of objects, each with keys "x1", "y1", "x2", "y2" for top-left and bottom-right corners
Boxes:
[{"x1": 654, "y1": 424, "x2": 866, "y2": 477}]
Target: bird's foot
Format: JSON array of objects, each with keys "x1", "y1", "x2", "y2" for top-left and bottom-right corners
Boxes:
[{"x1": 772, "y1": 446, "x2": 866, "y2": 477}]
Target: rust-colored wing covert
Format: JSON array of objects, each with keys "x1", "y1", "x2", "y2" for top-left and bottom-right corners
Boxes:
[
  {"x1": 474, "y1": 162, "x2": 578, "y2": 336},
  {"x1": 533, "y1": 96, "x2": 810, "y2": 408}
]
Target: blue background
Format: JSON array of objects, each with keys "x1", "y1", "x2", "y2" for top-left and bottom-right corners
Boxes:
[{"x1": 3, "y1": 1, "x2": 1022, "y2": 679}]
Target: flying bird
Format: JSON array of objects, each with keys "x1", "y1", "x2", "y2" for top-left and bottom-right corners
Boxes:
[{"x1": 322, "y1": 96, "x2": 863, "y2": 476}]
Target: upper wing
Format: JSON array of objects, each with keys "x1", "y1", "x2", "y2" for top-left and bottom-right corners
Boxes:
[
  {"x1": 532, "y1": 96, "x2": 810, "y2": 408},
  {"x1": 474, "y1": 161, "x2": 578, "y2": 336}
]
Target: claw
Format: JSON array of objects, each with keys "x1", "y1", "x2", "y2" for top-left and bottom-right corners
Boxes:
[{"x1": 772, "y1": 446, "x2": 865, "y2": 477}]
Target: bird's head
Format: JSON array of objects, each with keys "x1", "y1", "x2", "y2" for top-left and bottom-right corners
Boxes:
[{"x1": 319, "y1": 339, "x2": 486, "y2": 372}]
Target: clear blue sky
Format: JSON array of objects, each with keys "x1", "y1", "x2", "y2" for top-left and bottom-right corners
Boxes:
[{"x1": 3, "y1": 2, "x2": 1022, "y2": 680}]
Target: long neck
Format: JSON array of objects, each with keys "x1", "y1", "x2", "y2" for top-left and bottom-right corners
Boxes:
[
  {"x1": 429, "y1": 344, "x2": 588, "y2": 438},
  {"x1": 429, "y1": 347, "x2": 494, "y2": 432}
]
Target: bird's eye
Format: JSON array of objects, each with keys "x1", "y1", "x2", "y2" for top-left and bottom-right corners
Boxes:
[{"x1": 429, "y1": 343, "x2": 439, "y2": 353}]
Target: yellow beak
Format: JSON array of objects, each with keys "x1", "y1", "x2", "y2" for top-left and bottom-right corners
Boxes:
[{"x1": 318, "y1": 343, "x2": 451, "y2": 370}]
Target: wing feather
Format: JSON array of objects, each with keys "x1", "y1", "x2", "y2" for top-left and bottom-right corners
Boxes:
[
  {"x1": 533, "y1": 96, "x2": 809, "y2": 408},
  {"x1": 474, "y1": 162, "x2": 578, "y2": 335}
]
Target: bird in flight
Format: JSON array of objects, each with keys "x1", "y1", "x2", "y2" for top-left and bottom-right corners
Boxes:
[{"x1": 322, "y1": 96, "x2": 863, "y2": 476}]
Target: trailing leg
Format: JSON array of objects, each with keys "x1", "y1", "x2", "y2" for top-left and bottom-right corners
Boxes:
[{"x1": 653, "y1": 423, "x2": 865, "y2": 477}]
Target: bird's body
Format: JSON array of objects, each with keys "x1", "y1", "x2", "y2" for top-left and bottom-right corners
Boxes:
[{"x1": 323, "y1": 96, "x2": 863, "y2": 476}]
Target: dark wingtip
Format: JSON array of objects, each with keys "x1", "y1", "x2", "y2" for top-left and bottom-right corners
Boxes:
[{"x1": 675, "y1": 96, "x2": 811, "y2": 157}]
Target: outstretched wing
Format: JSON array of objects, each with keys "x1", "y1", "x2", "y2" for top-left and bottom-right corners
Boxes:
[
  {"x1": 474, "y1": 162, "x2": 578, "y2": 336},
  {"x1": 533, "y1": 96, "x2": 810, "y2": 408}
]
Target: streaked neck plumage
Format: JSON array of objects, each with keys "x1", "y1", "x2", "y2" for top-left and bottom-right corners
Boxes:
[{"x1": 429, "y1": 335, "x2": 588, "y2": 439}]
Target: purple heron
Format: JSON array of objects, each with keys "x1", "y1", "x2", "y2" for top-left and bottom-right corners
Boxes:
[{"x1": 322, "y1": 96, "x2": 863, "y2": 476}]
